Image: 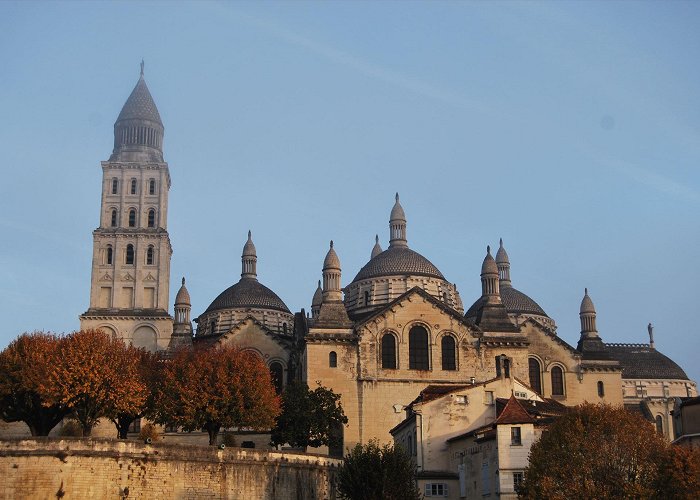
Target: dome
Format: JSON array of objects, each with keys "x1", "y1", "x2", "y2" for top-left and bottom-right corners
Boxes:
[
  {"x1": 175, "y1": 277, "x2": 190, "y2": 306},
  {"x1": 352, "y1": 246, "x2": 445, "y2": 283},
  {"x1": 481, "y1": 246, "x2": 498, "y2": 275},
  {"x1": 312, "y1": 280, "x2": 323, "y2": 307},
  {"x1": 606, "y1": 344, "x2": 689, "y2": 380},
  {"x1": 390, "y1": 193, "x2": 406, "y2": 221},
  {"x1": 465, "y1": 286, "x2": 548, "y2": 319},
  {"x1": 242, "y1": 230, "x2": 256, "y2": 257},
  {"x1": 116, "y1": 74, "x2": 162, "y2": 126},
  {"x1": 204, "y1": 278, "x2": 290, "y2": 314},
  {"x1": 495, "y1": 238, "x2": 509, "y2": 265},
  {"x1": 371, "y1": 235, "x2": 382, "y2": 260},
  {"x1": 580, "y1": 288, "x2": 596, "y2": 314},
  {"x1": 323, "y1": 241, "x2": 341, "y2": 270}
]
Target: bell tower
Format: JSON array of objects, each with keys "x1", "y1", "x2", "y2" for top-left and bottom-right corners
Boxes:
[{"x1": 80, "y1": 63, "x2": 173, "y2": 351}]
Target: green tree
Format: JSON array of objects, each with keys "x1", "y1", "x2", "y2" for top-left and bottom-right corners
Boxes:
[
  {"x1": 337, "y1": 440, "x2": 420, "y2": 500},
  {"x1": 152, "y1": 345, "x2": 281, "y2": 445},
  {"x1": 270, "y1": 381, "x2": 348, "y2": 451},
  {"x1": 0, "y1": 332, "x2": 70, "y2": 436},
  {"x1": 519, "y1": 403, "x2": 700, "y2": 499}
]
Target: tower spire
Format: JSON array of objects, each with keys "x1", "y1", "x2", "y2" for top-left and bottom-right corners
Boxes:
[
  {"x1": 322, "y1": 240, "x2": 342, "y2": 302},
  {"x1": 495, "y1": 238, "x2": 511, "y2": 286},
  {"x1": 579, "y1": 288, "x2": 598, "y2": 338},
  {"x1": 389, "y1": 193, "x2": 407, "y2": 248},
  {"x1": 371, "y1": 234, "x2": 383, "y2": 259},
  {"x1": 241, "y1": 230, "x2": 257, "y2": 279},
  {"x1": 480, "y1": 245, "x2": 501, "y2": 303},
  {"x1": 140, "y1": 59, "x2": 144, "y2": 77}
]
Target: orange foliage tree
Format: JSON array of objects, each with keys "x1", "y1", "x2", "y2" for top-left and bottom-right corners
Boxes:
[
  {"x1": 520, "y1": 403, "x2": 700, "y2": 499},
  {"x1": 0, "y1": 332, "x2": 70, "y2": 436},
  {"x1": 153, "y1": 345, "x2": 281, "y2": 445},
  {"x1": 38, "y1": 329, "x2": 148, "y2": 436},
  {"x1": 111, "y1": 347, "x2": 160, "y2": 439}
]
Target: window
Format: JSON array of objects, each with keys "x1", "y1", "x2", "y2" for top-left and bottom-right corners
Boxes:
[
  {"x1": 106, "y1": 245, "x2": 113, "y2": 265},
  {"x1": 270, "y1": 362, "x2": 284, "y2": 394},
  {"x1": 128, "y1": 209, "x2": 136, "y2": 227},
  {"x1": 529, "y1": 358, "x2": 542, "y2": 394},
  {"x1": 381, "y1": 333, "x2": 397, "y2": 369},
  {"x1": 111, "y1": 178, "x2": 118, "y2": 194},
  {"x1": 125, "y1": 244, "x2": 134, "y2": 265},
  {"x1": 329, "y1": 351, "x2": 337, "y2": 368},
  {"x1": 364, "y1": 290, "x2": 370, "y2": 305},
  {"x1": 409, "y1": 325, "x2": 429, "y2": 370},
  {"x1": 441, "y1": 335, "x2": 456, "y2": 370},
  {"x1": 551, "y1": 366, "x2": 564, "y2": 396},
  {"x1": 210, "y1": 321, "x2": 216, "y2": 334},
  {"x1": 511, "y1": 426, "x2": 522, "y2": 446},
  {"x1": 282, "y1": 322, "x2": 287, "y2": 334},
  {"x1": 149, "y1": 179, "x2": 156, "y2": 195},
  {"x1": 513, "y1": 472, "x2": 524, "y2": 491},
  {"x1": 484, "y1": 391, "x2": 494, "y2": 405},
  {"x1": 147, "y1": 209, "x2": 155, "y2": 228},
  {"x1": 655, "y1": 415, "x2": 663, "y2": 435},
  {"x1": 110, "y1": 209, "x2": 117, "y2": 227},
  {"x1": 130, "y1": 178, "x2": 137, "y2": 194},
  {"x1": 496, "y1": 355, "x2": 510, "y2": 378},
  {"x1": 424, "y1": 483, "x2": 448, "y2": 497},
  {"x1": 146, "y1": 246, "x2": 154, "y2": 265},
  {"x1": 597, "y1": 381, "x2": 605, "y2": 397}
]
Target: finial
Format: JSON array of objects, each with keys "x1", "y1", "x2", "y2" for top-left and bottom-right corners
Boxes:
[
  {"x1": 585, "y1": 287, "x2": 588, "y2": 295},
  {"x1": 318, "y1": 280, "x2": 321, "y2": 287},
  {"x1": 648, "y1": 323, "x2": 655, "y2": 348},
  {"x1": 181, "y1": 277, "x2": 185, "y2": 286},
  {"x1": 247, "y1": 229, "x2": 252, "y2": 240},
  {"x1": 330, "y1": 240, "x2": 334, "y2": 248},
  {"x1": 375, "y1": 234, "x2": 379, "y2": 244},
  {"x1": 487, "y1": 245, "x2": 491, "y2": 255},
  {"x1": 140, "y1": 59, "x2": 144, "y2": 77},
  {"x1": 499, "y1": 238, "x2": 503, "y2": 247},
  {"x1": 395, "y1": 192, "x2": 399, "y2": 202}
]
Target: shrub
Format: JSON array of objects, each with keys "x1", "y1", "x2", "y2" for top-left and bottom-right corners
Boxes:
[
  {"x1": 139, "y1": 423, "x2": 160, "y2": 442},
  {"x1": 58, "y1": 419, "x2": 83, "y2": 437}
]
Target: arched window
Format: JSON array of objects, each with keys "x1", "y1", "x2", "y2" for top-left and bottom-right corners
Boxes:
[
  {"x1": 270, "y1": 362, "x2": 284, "y2": 394},
  {"x1": 551, "y1": 366, "x2": 564, "y2": 396},
  {"x1": 655, "y1": 415, "x2": 663, "y2": 435},
  {"x1": 597, "y1": 381, "x2": 605, "y2": 397},
  {"x1": 441, "y1": 335, "x2": 456, "y2": 370},
  {"x1": 409, "y1": 325, "x2": 429, "y2": 370},
  {"x1": 364, "y1": 290, "x2": 370, "y2": 305},
  {"x1": 529, "y1": 358, "x2": 542, "y2": 395},
  {"x1": 149, "y1": 179, "x2": 156, "y2": 195},
  {"x1": 130, "y1": 178, "x2": 137, "y2": 195},
  {"x1": 282, "y1": 323, "x2": 287, "y2": 335},
  {"x1": 147, "y1": 209, "x2": 155, "y2": 228},
  {"x1": 106, "y1": 245, "x2": 113, "y2": 265},
  {"x1": 381, "y1": 333, "x2": 397, "y2": 369},
  {"x1": 146, "y1": 246, "x2": 154, "y2": 265},
  {"x1": 496, "y1": 355, "x2": 511, "y2": 378},
  {"x1": 125, "y1": 244, "x2": 134, "y2": 265},
  {"x1": 111, "y1": 178, "x2": 118, "y2": 194},
  {"x1": 329, "y1": 351, "x2": 337, "y2": 368},
  {"x1": 128, "y1": 209, "x2": 136, "y2": 227},
  {"x1": 110, "y1": 209, "x2": 117, "y2": 227}
]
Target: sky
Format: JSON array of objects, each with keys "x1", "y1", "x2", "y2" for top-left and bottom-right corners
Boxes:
[{"x1": 0, "y1": 1, "x2": 699, "y2": 382}]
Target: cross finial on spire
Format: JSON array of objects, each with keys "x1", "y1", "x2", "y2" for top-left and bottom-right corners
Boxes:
[
  {"x1": 140, "y1": 59, "x2": 145, "y2": 77},
  {"x1": 487, "y1": 245, "x2": 491, "y2": 255},
  {"x1": 395, "y1": 192, "x2": 399, "y2": 202},
  {"x1": 585, "y1": 287, "x2": 588, "y2": 295},
  {"x1": 499, "y1": 238, "x2": 503, "y2": 247},
  {"x1": 330, "y1": 240, "x2": 334, "y2": 249},
  {"x1": 181, "y1": 277, "x2": 185, "y2": 286},
  {"x1": 375, "y1": 234, "x2": 379, "y2": 244},
  {"x1": 248, "y1": 229, "x2": 252, "y2": 240}
]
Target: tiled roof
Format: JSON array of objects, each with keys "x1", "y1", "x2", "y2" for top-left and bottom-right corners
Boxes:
[
  {"x1": 605, "y1": 344, "x2": 689, "y2": 380},
  {"x1": 352, "y1": 246, "x2": 445, "y2": 282},
  {"x1": 116, "y1": 76, "x2": 162, "y2": 125},
  {"x1": 465, "y1": 285, "x2": 548, "y2": 318},
  {"x1": 204, "y1": 278, "x2": 290, "y2": 314},
  {"x1": 495, "y1": 395, "x2": 536, "y2": 425}
]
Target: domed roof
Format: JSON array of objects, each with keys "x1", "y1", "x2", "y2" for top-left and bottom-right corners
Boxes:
[
  {"x1": 242, "y1": 230, "x2": 256, "y2": 257},
  {"x1": 116, "y1": 73, "x2": 162, "y2": 126},
  {"x1": 580, "y1": 288, "x2": 596, "y2": 314},
  {"x1": 465, "y1": 285, "x2": 548, "y2": 319},
  {"x1": 352, "y1": 246, "x2": 445, "y2": 283},
  {"x1": 204, "y1": 278, "x2": 290, "y2": 314},
  {"x1": 371, "y1": 235, "x2": 382, "y2": 259},
  {"x1": 606, "y1": 344, "x2": 689, "y2": 380},
  {"x1": 323, "y1": 241, "x2": 341, "y2": 270},
  {"x1": 312, "y1": 280, "x2": 323, "y2": 307},
  {"x1": 495, "y1": 238, "x2": 509, "y2": 265},
  {"x1": 175, "y1": 277, "x2": 190, "y2": 306},
  {"x1": 481, "y1": 246, "x2": 498, "y2": 275},
  {"x1": 390, "y1": 193, "x2": 406, "y2": 221}
]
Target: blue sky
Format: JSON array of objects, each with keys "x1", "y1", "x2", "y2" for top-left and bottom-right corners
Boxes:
[{"x1": 1, "y1": 1, "x2": 699, "y2": 382}]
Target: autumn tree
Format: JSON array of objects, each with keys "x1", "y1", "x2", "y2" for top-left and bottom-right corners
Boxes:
[
  {"x1": 111, "y1": 347, "x2": 160, "y2": 439},
  {"x1": 152, "y1": 346, "x2": 280, "y2": 445},
  {"x1": 0, "y1": 332, "x2": 70, "y2": 436},
  {"x1": 270, "y1": 381, "x2": 348, "y2": 451},
  {"x1": 519, "y1": 403, "x2": 700, "y2": 499},
  {"x1": 337, "y1": 440, "x2": 420, "y2": 500},
  {"x1": 38, "y1": 329, "x2": 148, "y2": 437}
]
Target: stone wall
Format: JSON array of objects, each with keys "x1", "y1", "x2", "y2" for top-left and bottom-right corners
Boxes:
[{"x1": 0, "y1": 438, "x2": 340, "y2": 499}]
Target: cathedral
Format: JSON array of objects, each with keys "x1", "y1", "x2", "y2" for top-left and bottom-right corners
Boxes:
[{"x1": 79, "y1": 66, "x2": 697, "y2": 452}]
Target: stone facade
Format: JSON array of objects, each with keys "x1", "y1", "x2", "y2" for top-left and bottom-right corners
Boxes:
[{"x1": 0, "y1": 439, "x2": 340, "y2": 499}]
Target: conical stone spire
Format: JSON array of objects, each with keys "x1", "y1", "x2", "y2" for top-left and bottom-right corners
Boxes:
[
  {"x1": 496, "y1": 238, "x2": 511, "y2": 286},
  {"x1": 322, "y1": 241, "x2": 342, "y2": 302},
  {"x1": 241, "y1": 231, "x2": 257, "y2": 279},
  {"x1": 481, "y1": 245, "x2": 500, "y2": 303},
  {"x1": 389, "y1": 193, "x2": 407, "y2": 248},
  {"x1": 110, "y1": 62, "x2": 164, "y2": 162},
  {"x1": 371, "y1": 234, "x2": 382, "y2": 259},
  {"x1": 311, "y1": 280, "x2": 323, "y2": 318},
  {"x1": 579, "y1": 288, "x2": 598, "y2": 337}
]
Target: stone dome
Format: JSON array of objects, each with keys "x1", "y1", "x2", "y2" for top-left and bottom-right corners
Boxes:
[
  {"x1": 390, "y1": 193, "x2": 406, "y2": 221},
  {"x1": 204, "y1": 278, "x2": 290, "y2": 314},
  {"x1": 580, "y1": 288, "x2": 596, "y2": 314},
  {"x1": 174, "y1": 277, "x2": 190, "y2": 306},
  {"x1": 352, "y1": 246, "x2": 445, "y2": 283},
  {"x1": 312, "y1": 280, "x2": 323, "y2": 307},
  {"x1": 481, "y1": 247, "x2": 498, "y2": 275},
  {"x1": 116, "y1": 75, "x2": 163, "y2": 125},
  {"x1": 323, "y1": 241, "x2": 341, "y2": 270},
  {"x1": 465, "y1": 285, "x2": 548, "y2": 319},
  {"x1": 242, "y1": 230, "x2": 256, "y2": 257}
]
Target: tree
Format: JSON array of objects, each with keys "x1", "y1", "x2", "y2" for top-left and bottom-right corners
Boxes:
[
  {"x1": 0, "y1": 332, "x2": 70, "y2": 436},
  {"x1": 152, "y1": 346, "x2": 280, "y2": 445},
  {"x1": 519, "y1": 403, "x2": 700, "y2": 499},
  {"x1": 111, "y1": 347, "x2": 160, "y2": 439},
  {"x1": 337, "y1": 440, "x2": 420, "y2": 500},
  {"x1": 270, "y1": 381, "x2": 348, "y2": 451},
  {"x1": 38, "y1": 329, "x2": 148, "y2": 436}
]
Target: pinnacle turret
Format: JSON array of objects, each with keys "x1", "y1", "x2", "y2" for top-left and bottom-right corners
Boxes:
[
  {"x1": 241, "y1": 231, "x2": 258, "y2": 279},
  {"x1": 389, "y1": 193, "x2": 407, "y2": 248}
]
